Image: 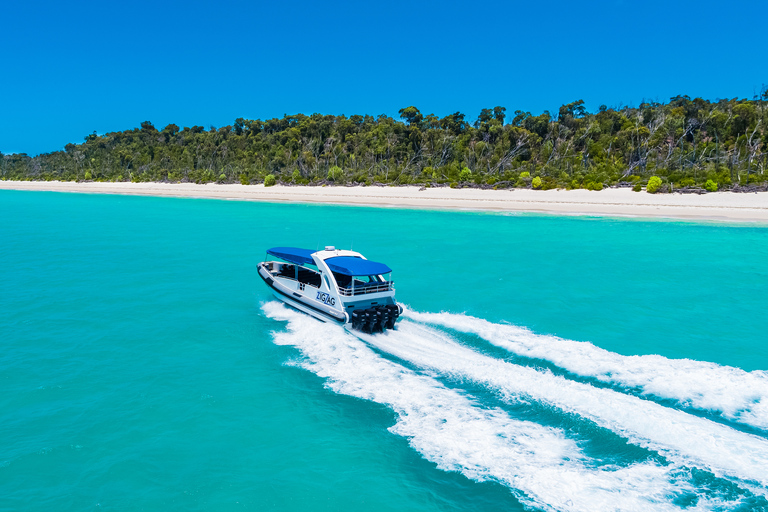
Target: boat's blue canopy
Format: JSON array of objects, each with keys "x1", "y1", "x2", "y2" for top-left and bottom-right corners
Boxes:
[
  {"x1": 326, "y1": 256, "x2": 391, "y2": 276},
  {"x1": 267, "y1": 247, "x2": 316, "y2": 265}
]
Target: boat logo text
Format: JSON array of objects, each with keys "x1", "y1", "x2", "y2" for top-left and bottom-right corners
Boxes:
[{"x1": 316, "y1": 291, "x2": 336, "y2": 306}]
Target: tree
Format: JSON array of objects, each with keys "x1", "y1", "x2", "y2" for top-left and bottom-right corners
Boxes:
[
  {"x1": 476, "y1": 108, "x2": 494, "y2": 128},
  {"x1": 522, "y1": 112, "x2": 551, "y2": 138},
  {"x1": 440, "y1": 112, "x2": 467, "y2": 135},
  {"x1": 558, "y1": 100, "x2": 587, "y2": 120},
  {"x1": 511, "y1": 110, "x2": 531, "y2": 126},
  {"x1": 733, "y1": 103, "x2": 757, "y2": 135},
  {"x1": 234, "y1": 118, "x2": 246, "y2": 135},
  {"x1": 398, "y1": 106, "x2": 423, "y2": 127},
  {"x1": 493, "y1": 106, "x2": 506, "y2": 125}
]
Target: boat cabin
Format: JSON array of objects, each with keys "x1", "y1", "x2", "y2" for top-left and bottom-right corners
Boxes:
[{"x1": 264, "y1": 246, "x2": 394, "y2": 298}]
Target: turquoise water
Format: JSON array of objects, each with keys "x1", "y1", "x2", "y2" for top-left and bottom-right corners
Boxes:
[{"x1": 2, "y1": 189, "x2": 768, "y2": 511}]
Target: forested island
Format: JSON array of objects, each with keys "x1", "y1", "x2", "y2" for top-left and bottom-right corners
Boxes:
[{"x1": 2, "y1": 93, "x2": 767, "y2": 192}]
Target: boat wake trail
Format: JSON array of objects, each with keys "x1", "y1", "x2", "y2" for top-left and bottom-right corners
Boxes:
[
  {"x1": 405, "y1": 309, "x2": 768, "y2": 432},
  {"x1": 263, "y1": 303, "x2": 766, "y2": 511}
]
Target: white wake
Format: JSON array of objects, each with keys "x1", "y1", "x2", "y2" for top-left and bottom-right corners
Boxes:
[
  {"x1": 406, "y1": 309, "x2": 768, "y2": 431},
  {"x1": 360, "y1": 319, "x2": 768, "y2": 492},
  {"x1": 263, "y1": 302, "x2": 753, "y2": 511}
]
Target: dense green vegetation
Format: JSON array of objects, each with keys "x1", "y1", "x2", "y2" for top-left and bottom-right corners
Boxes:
[{"x1": 3, "y1": 92, "x2": 767, "y2": 191}]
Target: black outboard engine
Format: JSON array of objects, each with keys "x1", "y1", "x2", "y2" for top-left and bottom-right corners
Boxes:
[
  {"x1": 350, "y1": 309, "x2": 363, "y2": 331},
  {"x1": 384, "y1": 304, "x2": 399, "y2": 329},
  {"x1": 350, "y1": 304, "x2": 401, "y2": 333}
]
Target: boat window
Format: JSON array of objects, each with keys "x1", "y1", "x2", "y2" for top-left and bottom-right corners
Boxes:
[
  {"x1": 354, "y1": 275, "x2": 385, "y2": 284},
  {"x1": 332, "y1": 272, "x2": 352, "y2": 288}
]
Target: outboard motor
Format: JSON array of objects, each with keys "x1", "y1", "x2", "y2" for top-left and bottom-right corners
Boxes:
[
  {"x1": 350, "y1": 304, "x2": 401, "y2": 333},
  {"x1": 365, "y1": 309, "x2": 377, "y2": 333},
  {"x1": 384, "y1": 304, "x2": 399, "y2": 329}
]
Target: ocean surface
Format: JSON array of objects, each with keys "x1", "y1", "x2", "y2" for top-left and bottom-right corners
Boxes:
[{"x1": 2, "y1": 189, "x2": 768, "y2": 512}]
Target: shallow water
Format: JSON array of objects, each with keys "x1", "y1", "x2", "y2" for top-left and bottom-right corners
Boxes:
[{"x1": 2, "y1": 190, "x2": 767, "y2": 511}]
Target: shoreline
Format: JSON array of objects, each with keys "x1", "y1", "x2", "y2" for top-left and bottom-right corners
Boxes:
[{"x1": 2, "y1": 180, "x2": 768, "y2": 223}]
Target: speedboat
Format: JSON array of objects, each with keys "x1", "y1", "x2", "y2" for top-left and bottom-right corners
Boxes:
[{"x1": 258, "y1": 246, "x2": 403, "y2": 333}]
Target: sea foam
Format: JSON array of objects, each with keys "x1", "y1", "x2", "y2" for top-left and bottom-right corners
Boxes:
[
  {"x1": 359, "y1": 319, "x2": 768, "y2": 494},
  {"x1": 264, "y1": 302, "x2": 751, "y2": 511},
  {"x1": 405, "y1": 309, "x2": 768, "y2": 431}
]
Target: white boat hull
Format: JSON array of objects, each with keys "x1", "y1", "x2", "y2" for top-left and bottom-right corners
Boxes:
[{"x1": 269, "y1": 289, "x2": 346, "y2": 325}]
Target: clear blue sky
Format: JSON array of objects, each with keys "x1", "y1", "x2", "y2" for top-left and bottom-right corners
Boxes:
[{"x1": 2, "y1": 0, "x2": 766, "y2": 156}]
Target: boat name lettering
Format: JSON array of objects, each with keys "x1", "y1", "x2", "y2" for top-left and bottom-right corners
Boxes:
[{"x1": 316, "y1": 291, "x2": 336, "y2": 306}]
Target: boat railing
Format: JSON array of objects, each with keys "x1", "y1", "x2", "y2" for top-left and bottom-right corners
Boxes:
[{"x1": 337, "y1": 282, "x2": 394, "y2": 296}]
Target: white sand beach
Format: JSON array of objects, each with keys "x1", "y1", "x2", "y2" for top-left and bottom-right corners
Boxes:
[{"x1": 2, "y1": 180, "x2": 767, "y2": 222}]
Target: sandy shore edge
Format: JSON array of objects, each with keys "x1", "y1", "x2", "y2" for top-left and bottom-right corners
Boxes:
[{"x1": 2, "y1": 181, "x2": 767, "y2": 222}]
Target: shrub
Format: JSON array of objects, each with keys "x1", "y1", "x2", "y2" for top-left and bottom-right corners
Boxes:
[
  {"x1": 449, "y1": 182, "x2": 458, "y2": 188},
  {"x1": 541, "y1": 177, "x2": 560, "y2": 190},
  {"x1": 704, "y1": 179, "x2": 718, "y2": 192},
  {"x1": 459, "y1": 167, "x2": 472, "y2": 181},
  {"x1": 264, "y1": 174, "x2": 276, "y2": 187},
  {"x1": 633, "y1": 183, "x2": 642, "y2": 192},
  {"x1": 240, "y1": 174, "x2": 249, "y2": 185},
  {"x1": 646, "y1": 176, "x2": 662, "y2": 193},
  {"x1": 218, "y1": 173, "x2": 227, "y2": 182},
  {"x1": 443, "y1": 162, "x2": 460, "y2": 180},
  {"x1": 84, "y1": 170, "x2": 92, "y2": 180},
  {"x1": 716, "y1": 171, "x2": 732, "y2": 186},
  {"x1": 519, "y1": 171, "x2": 531, "y2": 178},
  {"x1": 584, "y1": 181, "x2": 603, "y2": 191},
  {"x1": 328, "y1": 166, "x2": 343, "y2": 181},
  {"x1": 395, "y1": 174, "x2": 412, "y2": 185},
  {"x1": 292, "y1": 169, "x2": 302, "y2": 182},
  {"x1": 532, "y1": 176, "x2": 542, "y2": 189}
]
